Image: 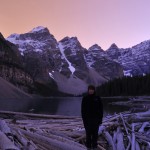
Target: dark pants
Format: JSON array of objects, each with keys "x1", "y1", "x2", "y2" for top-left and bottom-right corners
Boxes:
[{"x1": 83, "y1": 119, "x2": 99, "y2": 149}]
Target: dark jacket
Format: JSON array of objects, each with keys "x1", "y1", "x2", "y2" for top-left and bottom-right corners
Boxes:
[{"x1": 81, "y1": 94, "x2": 103, "y2": 125}]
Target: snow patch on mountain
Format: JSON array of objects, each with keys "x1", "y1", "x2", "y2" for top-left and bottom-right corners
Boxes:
[
  {"x1": 7, "y1": 37, "x2": 45, "y2": 54},
  {"x1": 123, "y1": 70, "x2": 132, "y2": 77},
  {"x1": 30, "y1": 26, "x2": 47, "y2": 33},
  {"x1": 49, "y1": 72, "x2": 54, "y2": 79},
  {"x1": 58, "y1": 43, "x2": 75, "y2": 74}
]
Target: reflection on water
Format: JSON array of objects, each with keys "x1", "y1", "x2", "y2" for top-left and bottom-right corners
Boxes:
[
  {"x1": 102, "y1": 97, "x2": 129, "y2": 116},
  {"x1": 0, "y1": 97, "x2": 130, "y2": 116}
]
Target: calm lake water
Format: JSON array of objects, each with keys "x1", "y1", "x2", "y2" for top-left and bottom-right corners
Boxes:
[{"x1": 0, "y1": 97, "x2": 130, "y2": 117}]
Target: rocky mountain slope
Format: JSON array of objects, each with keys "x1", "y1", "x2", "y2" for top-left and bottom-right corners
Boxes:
[
  {"x1": 0, "y1": 77, "x2": 32, "y2": 100},
  {"x1": 85, "y1": 44, "x2": 123, "y2": 79},
  {"x1": 0, "y1": 33, "x2": 33, "y2": 93},
  {"x1": 2, "y1": 26, "x2": 150, "y2": 95},
  {"x1": 106, "y1": 42, "x2": 150, "y2": 76},
  {"x1": 6, "y1": 26, "x2": 123, "y2": 95}
]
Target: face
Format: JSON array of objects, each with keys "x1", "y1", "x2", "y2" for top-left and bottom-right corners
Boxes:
[{"x1": 88, "y1": 89, "x2": 95, "y2": 95}]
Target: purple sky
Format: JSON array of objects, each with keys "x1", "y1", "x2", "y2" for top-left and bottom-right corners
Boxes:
[{"x1": 1, "y1": 0, "x2": 150, "y2": 50}]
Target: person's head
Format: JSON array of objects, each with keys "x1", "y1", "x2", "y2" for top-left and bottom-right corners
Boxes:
[{"x1": 88, "y1": 85, "x2": 96, "y2": 95}]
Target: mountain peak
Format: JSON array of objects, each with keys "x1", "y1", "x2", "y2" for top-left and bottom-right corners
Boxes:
[
  {"x1": 88, "y1": 44, "x2": 103, "y2": 51},
  {"x1": 7, "y1": 26, "x2": 58, "y2": 54},
  {"x1": 70, "y1": 36, "x2": 78, "y2": 41},
  {"x1": 59, "y1": 36, "x2": 81, "y2": 48},
  {"x1": 7, "y1": 33, "x2": 20, "y2": 39},
  {"x1": 108, "y1": 43, "x2": 119, "y2": 50},
  {"x1": 30, "y1": 26, "x2": 49, "y2": 33},
  {"x1": 60, "y1": 36, "x2": 78, "y2": 42}
]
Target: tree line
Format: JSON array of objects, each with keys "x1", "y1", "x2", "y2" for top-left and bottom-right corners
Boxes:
[{"x1": 97, "y1": 74, "x2": 150, "y2": 96}]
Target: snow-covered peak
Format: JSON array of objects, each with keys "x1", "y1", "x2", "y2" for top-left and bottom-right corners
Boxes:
[
  {"x1": 88, "y1": 44, "x2": 103, "y2": 52},
  {"x1": 131, "y1": 40, "x2": 150, "y2": 55},
  {"x1": 70, "y1": 37, "x2": 78, "y2": 42},
  {"x1": 6, "y1": 34, "x2": 21, "y2": 50},
  {"x1": 6, "y1": 26, "x2": 58, "y2": 55},
  {"x1": 59, "y1": 36, "x2": 80, "y2": 48},
  {"x1": 131, "y1": 40, "x2": 150, "y2": 49},
  {"x1": 29, "y1": 26, "x2": 48, "y2": 33},
  {"x1": 7, "y1": 33, "x2": 20, "y2": 39},
  {"x1": 123, "y1": 70, "x2": 133, "y2": 77},
  {"x1": 61, "y1": 36, "x2": 78, "y2": 41},
  {"x1": 107, "y1": 43, "x2": 119, "y2": 50}
]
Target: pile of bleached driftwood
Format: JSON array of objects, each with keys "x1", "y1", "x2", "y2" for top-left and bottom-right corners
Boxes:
[{"x1": 0, "y1": 109, "x2": 150, "y2": 150}]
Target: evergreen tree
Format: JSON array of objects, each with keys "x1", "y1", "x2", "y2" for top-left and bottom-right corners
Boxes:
[{"x1": 97, "y1": 74, "x2": 150, "y2": 96}]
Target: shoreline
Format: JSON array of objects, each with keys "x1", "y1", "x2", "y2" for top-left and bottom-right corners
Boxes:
[
  {"x1": 0, "y1": 108, "x2": 150, "y2": 149},
  {"x1": 0, "y1": 96, "x2": 150, "y2": 149}
]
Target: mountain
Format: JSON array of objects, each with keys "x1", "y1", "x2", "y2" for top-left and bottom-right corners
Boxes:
[
  {"x1": 85, "y1": 44, "x2": 123, "y2": 80},
  {"x1": 57, "y1": 37, "x2": 123, "y2": 94},
  {"x1": 6, "y1": 26, "x2": 123, "y2": 95},
  {"x1": 7, "y1": 26, "x2": 68, "y2": 80},
  {"x1": 106, "y1": 43, "x2": 120, "y2": 61},
  {"x1": 106, "y1": 41, "x2": 150, "y2": 76},
  {"x1": 4, "y1": 26, "x2": 150, "y2": 95},
  {"x1": 0, "y1": 32, "x2": 33, "y2": 93}
]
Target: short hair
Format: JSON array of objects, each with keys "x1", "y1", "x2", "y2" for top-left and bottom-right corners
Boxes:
[{"x1": 88, "y1": 85, "x2": 95, "y2": 91}]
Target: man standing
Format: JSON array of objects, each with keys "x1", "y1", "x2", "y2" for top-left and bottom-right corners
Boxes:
[{"x1": 81, "y1": 85, "x2": 103, "y2": 150}]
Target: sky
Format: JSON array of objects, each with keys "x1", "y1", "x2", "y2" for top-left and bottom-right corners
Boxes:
[{"x1": 1, "y1": 0, "x2": 150, "y2": 50}]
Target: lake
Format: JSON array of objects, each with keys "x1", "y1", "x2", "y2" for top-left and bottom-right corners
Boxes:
[{"x1": 0, "y1": 97, "x2": 130, "y2": 117}]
